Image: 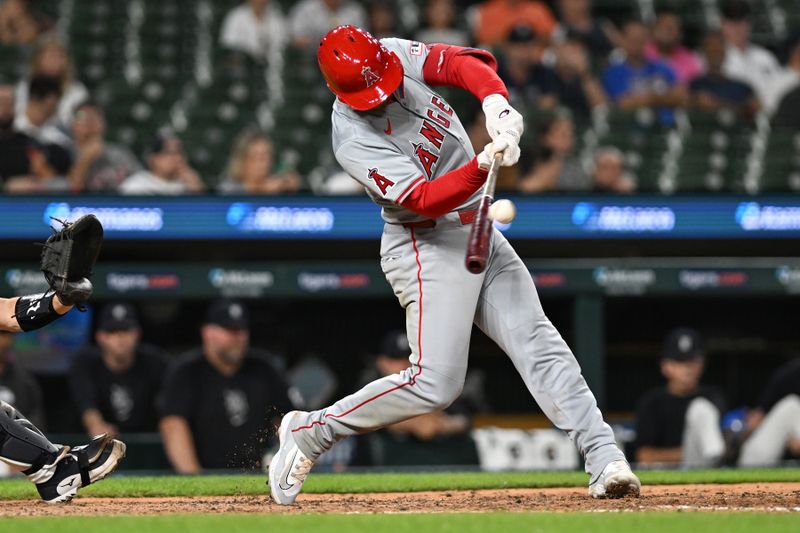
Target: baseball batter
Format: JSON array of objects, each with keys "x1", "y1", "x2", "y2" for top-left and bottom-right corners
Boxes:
[
  {"x1": 269, "y1": 25, "x2": 640, "y2": 504},
  {"x1": 0, "y1": 216, "x2": 125, "y2": 503}
]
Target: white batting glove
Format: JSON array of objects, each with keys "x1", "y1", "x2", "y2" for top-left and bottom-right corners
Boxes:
[
  {"x1": 482, "y1": 94, "x2": 524, "y2": 142},
  {"x1": 477, "y1": 144, "x2": 493, "y2": 169},
  {"x1": 477, "y1": 134, "x2": 521, "y2": 169}
]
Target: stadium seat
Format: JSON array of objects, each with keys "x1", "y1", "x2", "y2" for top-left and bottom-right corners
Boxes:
[
  {"x1": 0, "y1": 45, "x2": 25, "y2": 81},
  {"x1": 96, "y1": 78, "x2": 183, "y2": 157},
  {"x1": 761, "y1": 130, "x2": 800, "y2": 192}
]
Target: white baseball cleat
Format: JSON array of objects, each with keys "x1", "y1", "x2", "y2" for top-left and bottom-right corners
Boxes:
[
  {"x1": 588, "y1": 459, "x2": 641, "y2": 499},
  {"x1": 268, "y1": 411, "x2": 315, "y2": 505}
]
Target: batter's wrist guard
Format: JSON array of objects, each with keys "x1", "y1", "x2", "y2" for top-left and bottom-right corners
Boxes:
[{"x1": 13, "y1": 292, "x2": 62, "y2": 332}]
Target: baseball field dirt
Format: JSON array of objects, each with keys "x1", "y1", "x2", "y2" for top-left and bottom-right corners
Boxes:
[
  {"x1": 0, "y1": 483, "x2": 798, "y2": 516},
  {"x1": 2, "y1": 470, "x2": 798, "y2": 532}
]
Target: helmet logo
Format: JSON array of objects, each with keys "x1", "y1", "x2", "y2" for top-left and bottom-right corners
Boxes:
[{"x1": 362, "y1": 66, "x2": 380, "y2": 88}]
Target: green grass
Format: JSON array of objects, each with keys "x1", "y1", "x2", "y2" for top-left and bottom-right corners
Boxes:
[
  {"x1": 1, "y1": 513, "x2": 799, "y2": 533},
  {"x1": 0, "y1": 468, "x2": 797, "y2": 500}
]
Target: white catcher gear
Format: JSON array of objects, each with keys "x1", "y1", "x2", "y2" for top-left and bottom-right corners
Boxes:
[{"x1": 482, "y1": 94, "x2": 523, "y2": 143}]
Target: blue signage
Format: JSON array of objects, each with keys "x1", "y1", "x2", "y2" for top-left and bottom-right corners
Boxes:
[{"x1": 0, "y1": 195, "x2": 799, "y2": 240}]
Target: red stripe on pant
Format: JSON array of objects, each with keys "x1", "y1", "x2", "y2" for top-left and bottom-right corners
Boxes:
[{"x1": 292, "y1": 228, "x2": 425, "y2": 433}]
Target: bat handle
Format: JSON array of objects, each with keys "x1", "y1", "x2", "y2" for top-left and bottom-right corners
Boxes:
[
  {"x1": 483, "y1": 152, "x2": 502, "y2": 199},
  {"x1": 466, "y1": 255, "x2": 487, "y2": 274}
]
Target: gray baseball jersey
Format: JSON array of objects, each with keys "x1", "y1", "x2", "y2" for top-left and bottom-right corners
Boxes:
[
  {"x1": 291, "y1": 38, "x2": 628, "y2": 482},
  {"x1": 332, "y1": 38, "x2": 480, "y2": 224}
]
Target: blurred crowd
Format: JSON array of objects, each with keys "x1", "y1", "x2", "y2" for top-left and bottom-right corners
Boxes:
[{"x1": 0, "y1": 0, "x2": 798, "y2": 195}]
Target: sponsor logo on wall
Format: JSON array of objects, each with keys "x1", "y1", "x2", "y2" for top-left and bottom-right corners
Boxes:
[
  {"x1": 572, "y1": 203, "x2": 675, "y2": 233},
  {"x1": 297, "y1": 272, "x2": 371, "y2": 293},
  {"x1": 226, "y1": 203, "x2": 334, "y2": 233},
  {"x1": 775, "y1": 266, "x2": 800, "y2": 293},
  {"x1": 593, "y1": 267, "x2": 656, "y2": 295},
  {"x1": 736, "y1": 203, "x2": 800, "y2": 231},
  {"x1": 4, "y1": 269, "x2": 49, "y2": 295},
  {"x1": 106, "y1": 273, "x2": 181, "y2": 293},
  {"x1": 208, "y1": 269, "x2": 275, "y2": 297},
  {"x1": 531, "y1": 271, "x2": 568, "y2": 289},
  {"x1": 44, "y1": 203, "x2": 164, "y2": 232},
  {"x1": 679, "y1": 270, "x2": 748, "y2": 290}
]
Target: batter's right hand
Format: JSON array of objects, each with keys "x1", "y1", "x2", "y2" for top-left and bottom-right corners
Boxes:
[{"x1": 478, "y1": 134, "x2": 520, "y2": 169}]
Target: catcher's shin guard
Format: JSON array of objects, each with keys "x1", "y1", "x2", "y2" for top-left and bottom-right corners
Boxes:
[{"x1": 0, "y1": 401, "x2": 66, "y2": 483}]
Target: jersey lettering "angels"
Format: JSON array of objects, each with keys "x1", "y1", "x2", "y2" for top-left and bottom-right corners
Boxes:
[{"x1": 332, "y1": 38, "x2": 479, "y2": 224}]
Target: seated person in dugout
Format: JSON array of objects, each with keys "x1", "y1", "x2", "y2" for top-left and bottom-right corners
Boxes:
[
  {"x1": 634, "y1": 328, "x2": 726, "y2": 467},
  {"x1": 159, "y1": 299, "x2": 296, "y2": 473},
  {"x1": 69, "y1": 302, "x2": 168, "y2": 438},
  {"x1": 738, "y1": 355, "x2": 800, "y2": 466}
]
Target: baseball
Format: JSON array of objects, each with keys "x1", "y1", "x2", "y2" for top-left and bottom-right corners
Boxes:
[{"x1": 489, "y1": 199, "x2": 516, "y2": 224}]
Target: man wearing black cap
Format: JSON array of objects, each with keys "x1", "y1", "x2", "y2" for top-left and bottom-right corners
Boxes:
[
  {"x1": 69, "y1": 302, "x2": 168, "y2": 439},
  {"x1": 634, "y1": 328, "x2": 726, "y2": 467},
  {"x1": 118, "y1": 131, "x2": 205, "y2": 195},
  {"x1": 158, "y1": 299, "x2": 295, "y2": 473}
]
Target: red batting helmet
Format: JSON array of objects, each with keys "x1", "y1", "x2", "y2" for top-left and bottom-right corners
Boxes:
[{"x1": 317, "y1": 25, "x2": 404, "y2": 111}]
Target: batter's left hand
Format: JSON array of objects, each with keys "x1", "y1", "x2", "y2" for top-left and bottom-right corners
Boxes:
[{"x1": 482, "y1": 94, "x2": 524, "y2": 143}]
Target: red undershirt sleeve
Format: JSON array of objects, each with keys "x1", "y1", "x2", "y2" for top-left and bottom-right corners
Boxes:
[
  {"x1": 422, "y1": 44, "x2": 509, "y2": 101},
  {"x1": 400, "y1": 157, "x2": 488, "y2": 219}
]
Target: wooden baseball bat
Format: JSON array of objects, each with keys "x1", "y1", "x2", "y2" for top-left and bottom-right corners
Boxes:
[{"x1": 465, "y1": 152, "x2": 502, "y2": 274}]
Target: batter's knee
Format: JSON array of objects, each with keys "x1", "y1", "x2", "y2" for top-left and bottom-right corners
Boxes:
[{"x1": 414, "y1": 370, "x2": 464, "y2": 412}]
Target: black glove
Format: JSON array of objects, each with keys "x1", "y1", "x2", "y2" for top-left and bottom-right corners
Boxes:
[{"x1": 40, "y1": 215, "x2": 104, "y2": 307}]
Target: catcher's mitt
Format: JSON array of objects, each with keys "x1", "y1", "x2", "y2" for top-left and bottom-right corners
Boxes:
[{"x1": 41, "y1": 214, "x2": 104, "y2": 306}]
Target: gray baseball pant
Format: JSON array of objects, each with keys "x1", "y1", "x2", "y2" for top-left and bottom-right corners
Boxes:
[{"x1": 291, "y1": 213, "x2": 625, "y2": 480}]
